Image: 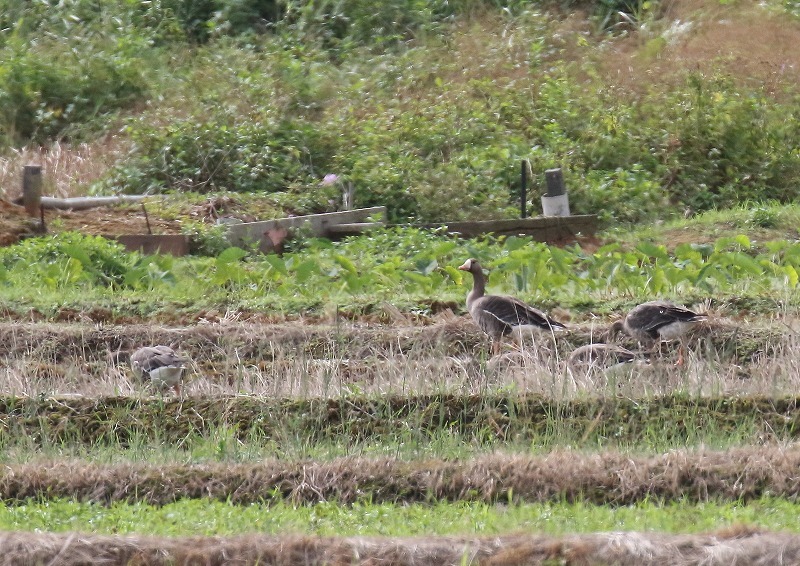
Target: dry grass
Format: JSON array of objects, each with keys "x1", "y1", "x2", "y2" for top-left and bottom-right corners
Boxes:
[
  {"x1": 601, "y1": 0, "x2": 800, "y2": 97},
  {"x1": 0, "y1": 525, "x2": 796, "y2": 565},
  {"x1": 6, "y1": 445, "x2": 800, "y2": 506},
  {"x1": 0, "y1": 139, "x2": 129, "y2": 201},
  {"x1": 0, "y1": 315, "x2": 789, "y2": 398}
]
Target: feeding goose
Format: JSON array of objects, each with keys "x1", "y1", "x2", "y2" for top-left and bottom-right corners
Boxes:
[
  {"x1": 568, "y1": 343, "x2": 638, "y2": 367},
  {"x1": 458, "y1": 258, "x2": 567, "y2": 355},
  {"x1": 567, "y1": 343, "x2": 645, "y2": 375},
  {"x1": 609, "y1": 300, "x2": 707, "y2": 365},
  {"x1": 130, "y1": 345, "x2": 188, "y2": 396}
]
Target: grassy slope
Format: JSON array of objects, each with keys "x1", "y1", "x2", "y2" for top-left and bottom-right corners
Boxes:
[{"x1": 3, "y1": 0, "x2": 800, "y2": 225}]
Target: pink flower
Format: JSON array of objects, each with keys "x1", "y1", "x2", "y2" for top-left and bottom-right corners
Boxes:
[{"x1": 321, "y1": 174, "x2": 339, "y2": 186}]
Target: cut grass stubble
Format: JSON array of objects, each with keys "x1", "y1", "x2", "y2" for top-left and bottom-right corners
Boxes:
[
  {"x1": 0, "y1": 316, "x2": 791, "y2": 400},
  {"x1": 4, "y1": 445, "x2": 800, "y2": 507}
]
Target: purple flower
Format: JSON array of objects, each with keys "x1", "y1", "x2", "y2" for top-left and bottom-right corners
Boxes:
[{"x1": 321, "y1": 174, "x2": 339, "y2": 186}]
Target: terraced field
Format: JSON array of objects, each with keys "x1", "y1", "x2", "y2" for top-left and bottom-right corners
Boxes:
[{"x1": 2, "y1": 308, "x2": 800, "y2": 564}]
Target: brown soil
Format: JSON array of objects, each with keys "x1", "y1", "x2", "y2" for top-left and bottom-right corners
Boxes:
[
  {"x1": 601, "y1": 0, "x2": 800, "y2": 97},
  {"x1": 0, "y1": 199, "x2": 40, "y2": 245},
  {"x1": 5, "y1": 445, "x2": 800, "y2": 507},
  {"x1": 0, "y1": 525, "x2": 796, "y2": 566},
  {"x1": 0, "y1": 197, "x2": 231, "y2": 244}
]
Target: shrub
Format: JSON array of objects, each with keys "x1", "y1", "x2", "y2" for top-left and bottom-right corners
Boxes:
[
  {"x1": 105, "y1": 113, "x2": 337, "y2": 197},
  {"x1": 660, "y1": 75, "x2": 800, "y2": 211},
  {"x1": 0, "y1": 36, "x2": 148, "y2": 145}
]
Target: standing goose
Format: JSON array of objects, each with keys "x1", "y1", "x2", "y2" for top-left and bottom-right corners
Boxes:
[
  {"x1": 610, "y1": 300, "x2": 707, "y2": 365},
  {"x1": 458, "y1": 258, "x2": 567, "y2": 355},
  {"x1": 130, "y1": 345, "x2": 188, "y2": 396}
]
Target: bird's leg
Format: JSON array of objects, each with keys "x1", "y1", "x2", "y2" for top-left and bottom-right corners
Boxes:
[
  {"x1": 675, "y1": 342, "x2": 686, "y2": 367},
  {"x1": 646, "y1": 341, "x2": 660, "y2": 362},
  {"x1": 173, "y1": 383, "x2": 182, "y2": 397},
  {"x1": 491, "y1": 339, "x2": 501, "y2": 356}
]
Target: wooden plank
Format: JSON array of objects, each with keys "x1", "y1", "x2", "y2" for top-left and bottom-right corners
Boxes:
[
  {"x1": 41, "y1": 195, "x2": 151, "y2": 210},
  {"x1": 325, "y1": 222, "x2": 384, "y2": 235},
  {"x1": 226, "y1": 207, "x2": 386, "y2": 251},
  {"x1": 420, "y1": 214, "x2": 597, "y2": 240},
  {"x1": 107, "y1": 234, "x2": 190, "y2": 256}
]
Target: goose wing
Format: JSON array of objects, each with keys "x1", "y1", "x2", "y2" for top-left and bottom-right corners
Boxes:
[
  {"x1": 476, "y1": 295, "x2": 566, "y2": 332},
  {"x1": 631, "y1": 303, "x2": 705, "y2": 332},
  {"x1": 630, "y1": 302, "x2": 705, "y2": 334},
  {"x1": 131, "y1": 346, "x2": 187, "y2": 374}
]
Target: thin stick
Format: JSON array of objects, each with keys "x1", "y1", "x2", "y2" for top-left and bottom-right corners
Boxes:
[{"x1": 142, "y1": 203, "x2": 152, "y2": 235}]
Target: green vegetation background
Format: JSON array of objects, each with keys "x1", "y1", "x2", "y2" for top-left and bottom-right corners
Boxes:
[{"x1": 2, "y1": 0, "x2": 799, "y2": 225}]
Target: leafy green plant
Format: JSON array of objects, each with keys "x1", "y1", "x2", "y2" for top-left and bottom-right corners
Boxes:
[
  {"x1": 0, "y1": 32, "x2": 148, "y2": 145},
  {"x1": 183, "y1": 221, "x2": 234, "y2": 257},
  {"x1": 0, "y1": 232, "x2": 131, "y2": 286}
]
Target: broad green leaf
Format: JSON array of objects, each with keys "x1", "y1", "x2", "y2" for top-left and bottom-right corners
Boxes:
[
  {"x1": 503, "y1": 236, "x2": 528, "y2": 252},
  {"x1": 62, "y1": 244, "x2": 94, "y2": 268},
  {"x1": 728, "y1": 252, "x2": 763, "y2": 275},
  {"x1": 764, "y1": 240, "x2": 789, "y2": 254},
  {"x1": 416, "y1": 259, "x2": 438, "y2": 276},
  {"x1": 713, "y1": 237, "x2": 734, "y2": 253},
  {"x1": 785, "y1": 265, "x2": 799, "y2": 288},
  {"x1": 342, "y1": 272, "x2": 363, "y2": 293},
  {"x1": 549, "y1": 247, "x2": 572, "y2": 273},
  {"x1": 596, "y1": 243, "x2": 621, "y2": 254},
  {"x1": 636, "y1": 242, "x2": 668, "y2": 261},
  {"x1": 404, "y1": 271, "x2": 429, "y2": 283},
  {"x1": 443, "y1": 265, "x2": 463, "y2": 283},
  {"x1": 264, "y1": 254, "x2": 288, "y2": 276},
  {"x1": 734, "y1": 234, "x2": 752, "y2": 249},
  {"x1": 293, "y1": 259, "x2": 318, "y2": 283},
  {"x1": 647, "y1": 267, "x2": 668, "y2": 293},
  {"x1": 674, "y1": 243, "x2": 702, "y2": 261},
  {"x1": 333, "y1": 254, "x2": 357, "y2": 275},
  {"x1": 432, "y1": 241, "x2": 458, "y2": 257},
  {"x1": 217, "y1": 247, "x2": 248, "y2": 263}
]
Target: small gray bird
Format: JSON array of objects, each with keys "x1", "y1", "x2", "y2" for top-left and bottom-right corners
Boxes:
[
  {"x1": 458, "y1": 258, "x2": 566, "y2": 355},
  {"x1": 610, "y1": 300, "x2": 707, "y2": 365},
  {"x1": 130, "y1": 345, "x2": 188, "y2": 395}
]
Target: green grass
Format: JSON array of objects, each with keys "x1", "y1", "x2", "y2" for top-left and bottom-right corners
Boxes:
[
  {"x1": 605, "y1": 202, "x2": 800, "y2": 252},
  {"x1": 4, "y1": 498, "x2": 800, "y2": 537},
  {"x1": 0, "y1": 422, "x2": 762, "y2": 466},
  {"x1": 0, "y1": 395, "x2": 786, "y2": 460},
  {"x1": 0, "y1": 394, "x2": 778, "y2": 468},
  {"x1": 4, "y1": 1, "x2": 800, "y2": 225},
  {"x1": 1, "y1": 214, "x2": 800, "y2": 322}
]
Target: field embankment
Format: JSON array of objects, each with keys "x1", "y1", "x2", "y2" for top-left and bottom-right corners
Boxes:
[
  {"x1": 1, "y1": 394, "x2": 799, "y2": 450},
  {"x1": 5, "y1": 446, "x2": 800, "y2": 506},
  {"x1": 0, "y1": 527, "x2": 796, "y2": 566}
]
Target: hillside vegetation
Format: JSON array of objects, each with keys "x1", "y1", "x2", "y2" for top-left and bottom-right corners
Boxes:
[{"x1": 1, "y1": 0, "x2": 799, "y2": 225}]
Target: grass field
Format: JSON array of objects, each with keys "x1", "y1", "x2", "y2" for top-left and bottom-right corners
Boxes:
[
  {"x1": 3, "y1": 0, "x2": 800, "y2": 563},
  {"x1": 5, "y1": 498, "x2": 800, "y2": 537},
  {"x1": 0, "y1": 234, "x2": 798, "y2": 563}
]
